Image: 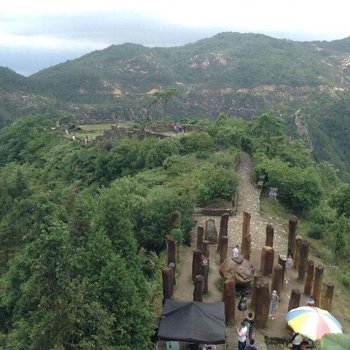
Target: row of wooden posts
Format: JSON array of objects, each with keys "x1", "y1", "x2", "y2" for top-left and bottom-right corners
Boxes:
[{"x1": 161, "y1": 212, "x2": 334, "y2": 328}]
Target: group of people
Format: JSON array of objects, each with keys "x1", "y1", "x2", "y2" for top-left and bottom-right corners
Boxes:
[
  {"x1": 236, "y1": 312, "x2": 256, "y2": 350},
  {"x1": 173, "y1": 124, "x2": 184, "y2": 133}
]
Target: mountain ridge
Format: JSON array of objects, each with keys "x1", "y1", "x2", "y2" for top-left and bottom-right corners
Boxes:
[{"x1": 1, "y1": 32, "x2": 350, "y2": 178}]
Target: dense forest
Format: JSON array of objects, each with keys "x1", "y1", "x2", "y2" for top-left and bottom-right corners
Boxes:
[{"x1": 0, "y1": 113, "x2": 349, "y2": 348}]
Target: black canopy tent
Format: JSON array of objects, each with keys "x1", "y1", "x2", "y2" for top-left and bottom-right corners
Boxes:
[{"x1": 157, "y1": 300, "x2": 226, "y2": 345}]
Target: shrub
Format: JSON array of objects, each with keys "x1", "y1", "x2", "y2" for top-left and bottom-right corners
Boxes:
[
  {"x1": 307, "y1": 223, "x2": 325, "y2": 240},
  {"x1": 339, "y1": 274, "x2": 350, "y2": 289}
]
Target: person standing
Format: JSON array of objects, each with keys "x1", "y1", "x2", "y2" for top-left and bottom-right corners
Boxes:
[
  {"x1": 269, "y1": 290, "x2": 279, "y2": 320},
  {"x1": 236, "y1": 321, "x2": 248, "y2": 350},
  {"x1": 244, "y1": 312, "x2": 255, "y2": 340},
  {"x1": 285, "y1": 254, "x2": 293, "y2": 284},
  {"x1": 237, "y1": 293, "x2": 248, "y2": 321},
  {"x1": 232, "y1": 244, "x2": 239, "y2": 259}
]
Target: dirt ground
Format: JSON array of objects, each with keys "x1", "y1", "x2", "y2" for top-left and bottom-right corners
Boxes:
[{"x1": 173, "y1": 151, "x2": 349, "y2": 350}]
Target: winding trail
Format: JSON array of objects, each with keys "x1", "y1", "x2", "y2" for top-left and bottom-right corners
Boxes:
[{"x1": 173, "y1": 151, "x2": 303, "y2": 350}]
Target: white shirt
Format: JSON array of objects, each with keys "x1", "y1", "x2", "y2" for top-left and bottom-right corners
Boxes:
[
  {"x1": 292, "y1": 334, "x2": 303, "y2": 345},
  {"x1": 238, "y1": 326, "x2": 248, "y2": 342},
  {"x1": 232, "y1": 247, "x2": 239, "y2": 258}
]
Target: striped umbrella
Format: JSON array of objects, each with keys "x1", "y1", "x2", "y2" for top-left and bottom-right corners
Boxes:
[{"x1": 286, "y1": 306, "x2": 343, "y2": 341}]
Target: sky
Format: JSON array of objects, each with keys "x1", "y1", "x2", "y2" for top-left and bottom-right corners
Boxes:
[{"x1": 1, "y1": 0, "x2": 350, "y2": 76}]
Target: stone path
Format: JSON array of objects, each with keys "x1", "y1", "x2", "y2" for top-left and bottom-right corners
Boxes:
[{"x1": 173, "y1": 151, "x2": 301, "y2": 350}]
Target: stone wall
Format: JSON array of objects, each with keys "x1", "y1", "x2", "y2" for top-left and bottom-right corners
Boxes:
[
  {"x1": 146, "y1": 124, "x2": 203, "y2": 133},
  {"x1": 95, "y1": 125, "x2": 168, "y2": 146}
]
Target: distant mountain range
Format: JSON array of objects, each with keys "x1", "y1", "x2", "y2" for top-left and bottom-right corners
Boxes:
[{"x1": 1, "y1": 32, "x2": 350, "y2": 178}]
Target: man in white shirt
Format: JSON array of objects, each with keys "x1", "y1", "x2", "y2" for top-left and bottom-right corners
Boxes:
[{"x1": 236, "y1": 321, "x2": 248, "y2": 350}]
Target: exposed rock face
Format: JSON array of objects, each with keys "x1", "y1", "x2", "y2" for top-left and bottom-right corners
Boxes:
[{"x1": 219, "y1": 257, "x2": 255, "y2": 286}]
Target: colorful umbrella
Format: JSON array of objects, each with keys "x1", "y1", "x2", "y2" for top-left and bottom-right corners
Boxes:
[{"x1": 286, "y1": 306, "x2": 343, "y2": 341}]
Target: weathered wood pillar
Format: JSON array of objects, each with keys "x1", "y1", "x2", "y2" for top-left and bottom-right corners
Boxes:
[
  {"x1": 297, "y1": 239, "x2": 310, "y2": 281},
  {"x1": 217, "y1": 213, "x2": 229, "y2": 253},
  {"x1": 162, "y1": 267, "x2": 174, "y2": 303},
  {"x1": 241, "y1": 211, "x2": 252, "y2": 260},
  {"x1": 205, "y1": 219, "x2": 218, "y2": 244},
  {"x1": 271, "y1": 264, "x2": 283, "y2": 298},
  {"x1": 293, "y1": 235, "x2": 303, "y2": 270},
  {"x1": 202, "y1": 240, "x2": 210, "y2": 258},
  {"x1": 193, "y1": 275, "x2": 204, "y2": 302},
  {"x1": 196, "y1": 225, "x2": 204, "y2": 251},
  {"x1": 220, "y1": 236, "x2": 228, "y2": 263},
  {"x1": 312, "y1": 264, "x2": 324, "y2": 306},
  {"x1": 260, "y1": 246, "x2": 274, "y2": 276},
  {"x1": 166, "y1": 235, "x2": 176, "y2": 266},
  {"x1": 265, "y1": 224, "x2": 274, "y2": 247},
  {"x1": 192, "y1": 250, "x2": 202, "y2": 281},
  {"x1": 288, "y1": 288, "x2": 301, "y2": 311},
  {"x1": 288, "y1": 215, "x2": 298, "y2": 256},
  {"x1": 278, "y1": 255, "x2": 287, "y2": 284},
  {"x1": 304, "y1": 260, "x2": 314, "y2": 296},
  {"x1": 224, "y1": 278, "x2": 236, "y2": 325},
  {"x1": 200, "y1": 256, "x2": 209, "y2": 295},
  {"x1": 251, "y1": 274, "x2": 263, "y2": 308},
  {"x1": 254, "y1": 281, "x2": 270, "y2": 328},
  {"x1": 321, "y1": 282, "x2": 334, "y2": 312}
]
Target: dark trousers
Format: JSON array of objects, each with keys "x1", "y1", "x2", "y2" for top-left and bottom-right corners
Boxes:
[{"x1": 238, "y1": 340, "x2": 246, "y2": 350}]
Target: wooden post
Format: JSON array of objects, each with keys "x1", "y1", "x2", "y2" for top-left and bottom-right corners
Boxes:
[
  {"x1": 220, "y1": 236, "x2": 228, "y2": 263},
  {"x1": 251, "y1": 274, "x2": 263, "y2": 308},
  {"x1": 217, "y1": 213, "x2": 229, "y2": 253},
  {"x1": 288, "y1": 215, "x2": 298, "y2": 256},
  {"x1": 254, "y1": 281, "x2": 270, "y2": 328},
  {"x1": 192, "y1": 250, "x2": 202, "y2": 281},
  {"x1": 196, "y1": 225, "x2": 204, "y2": 251},
  {"x1": 320, "y1": 282, "x2": 334, "y2": 312},
  {"x1": 312, "y1": 265, "x2": 324, "y2": 306},
  {"x1": 288, "y1": 288, "x2": 301, "y2": 311},
  {"x1": 200, "y1": 257, "x2": 209, "y2": 295},
  {"x1": 202, "y1": 240, "x2": 210, "y2": 258},
  {"x1": 297, "y1": 239, "x2": 310, "y2": 281},
  {"x1": 293, "y1": 235, "x2": 303, "y2": 270},
  {"x1": 278, "y1": 255, "x2": 287, "y2": 284},
  {"x1": 193, "y1": 275, "x2": 204, "y2": 302},
  {"x1": 260, "y1": 246, "x2": 274, "y2": 276},
  {"x1": 224, "y1": 279, "x2": 236, "y2": 324},
  {"x1": 166, "y1": 235, "x2": 176, "y2": 266},
  {"x1": 265, "y1": 224, "x2": 274, "y2": 247},
  {"x1": 271, "y1": 264, "x2": 283, "y2": 298},
  {"x1": 241, "y1": 211, "x2": 252, "y2": 260},
  {"x1": 304, "y1": 260, "x2": 314, "y2": 296},
  {"x1": 162, "y1": 267, "x2": 174, "y2": 304},
  {"x1": 286, "y1": 288, "x2": 301, "y2": 329}
]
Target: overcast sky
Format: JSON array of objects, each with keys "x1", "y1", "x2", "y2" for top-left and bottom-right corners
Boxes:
[{"x1": 1, "y1": 0, "x2": 350, "y2": 76}]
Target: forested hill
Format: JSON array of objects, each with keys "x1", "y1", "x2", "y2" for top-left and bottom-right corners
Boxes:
[{"x1": 1, "y1": 32, "x2": 350, "y2": 177}]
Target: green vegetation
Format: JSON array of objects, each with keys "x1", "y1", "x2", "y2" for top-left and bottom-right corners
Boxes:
[
  {"x1": 0, "y1": 102, "x2": 350, "y2": 347},
  {"x1": 0, "y1": 115, "x2": 245, "y2": 348}
]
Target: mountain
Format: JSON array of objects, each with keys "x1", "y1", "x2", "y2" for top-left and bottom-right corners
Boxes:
[{"x1": 1, "y1": 32, "x2": 350, "y2": 178}]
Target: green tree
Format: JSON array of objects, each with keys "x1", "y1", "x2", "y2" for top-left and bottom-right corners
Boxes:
[{"x1": 329, "y1": 184, "x2": 350, "y2": 217}]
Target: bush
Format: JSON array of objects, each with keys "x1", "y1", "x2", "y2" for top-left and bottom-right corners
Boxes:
[
  {"x1": 307, "y1": 223, "x2": 325, "y2": 240},
  {"x1": 339, "y1": 274, "x2": 350, "y2": 289},
  {"x1": 317, "y1": 247, "x2": 334, "y2": 264},
  {"x1": 194, "y1": 164, "x2": 239, "y2": 207}
]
